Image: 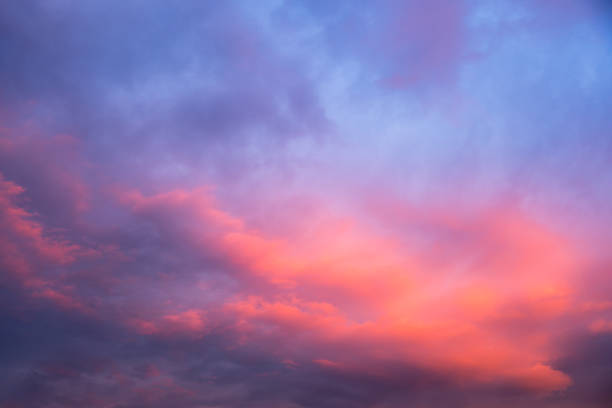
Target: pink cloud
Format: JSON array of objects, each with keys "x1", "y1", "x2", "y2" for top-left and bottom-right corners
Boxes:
[
  {"x1": 589, "y1": 319, "x2": 612, "y2": 334},
  {"x1": 0, "y1": 171, "x2": 104, "y2": 316},
  {"x1": 113, "y1": 185, "x2": 591, "y2": 392}
]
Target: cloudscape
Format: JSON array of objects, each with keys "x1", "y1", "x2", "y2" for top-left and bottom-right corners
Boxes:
[{"x1": 1, "y1": 1, "x2": 611, "y2": 407}]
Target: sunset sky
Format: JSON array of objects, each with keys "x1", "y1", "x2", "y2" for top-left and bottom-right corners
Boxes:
[{"x1": 1, "y1": 1, "x2": 612, "y2": 407}]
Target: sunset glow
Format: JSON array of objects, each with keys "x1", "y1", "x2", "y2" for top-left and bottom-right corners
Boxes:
[{"x1": 1, "y1": 1, "x2": 611, "y2": 407}]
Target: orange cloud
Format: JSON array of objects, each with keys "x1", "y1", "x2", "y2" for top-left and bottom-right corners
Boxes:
[{"x1": 117, "y1": 186, "x2": 590, "y2": 392}]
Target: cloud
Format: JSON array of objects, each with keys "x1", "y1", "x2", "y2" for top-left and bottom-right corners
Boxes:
[
  {"x1": 106, "y1": 184, "x2": 584, "y2": 392},
  {"x1": 1, "y1": 1, "x2": 611, "y2": 407}
]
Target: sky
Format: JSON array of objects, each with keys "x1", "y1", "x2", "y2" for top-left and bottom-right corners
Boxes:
[{"x1": 0, "y1": 1, "x2": 611, "y2": 407}]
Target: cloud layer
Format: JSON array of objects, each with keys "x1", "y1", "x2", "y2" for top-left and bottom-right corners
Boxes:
[{"x1": 1, "y1": 1, "x2": 611, "y2": 407}]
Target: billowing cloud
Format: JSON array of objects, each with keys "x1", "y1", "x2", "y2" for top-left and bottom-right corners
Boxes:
[{"x1": 1, "y1": 1, "x2": 611, "y2": 407}]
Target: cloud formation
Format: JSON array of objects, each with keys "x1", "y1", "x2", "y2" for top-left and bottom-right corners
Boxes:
[{"x1": 1, "y1": 0, "x2": 611, "y2": 407}]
